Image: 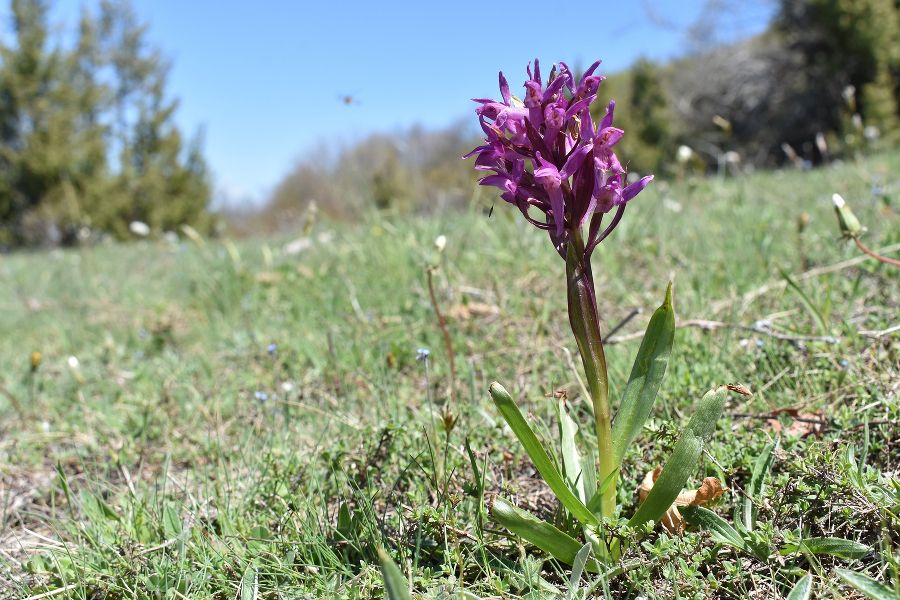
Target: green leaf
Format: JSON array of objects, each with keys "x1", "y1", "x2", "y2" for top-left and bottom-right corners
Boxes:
[
  {"x1": 784, "y1": 537, "x2": 871, "y2": 560},
  {"x1": 627, "y1": 387, "x2": 726, "y2": 529},
  {"x1": 558, "y1": 398, "x2": 586, "y2": 503},
  {"x1": 611, "y1": 282, "x2": 675, "y2": 467},
  {"x1": 744, "y1": 440, "x2": 776, "y2": 531},
  {"x1": 240, "y1": 563, "x2": 258, "y2": 600},
  {"x1": 682, "y1": 506, "x2": 768, "y2": 560},
  {"x1": 786, "y1": 574, "x2": 813, "y2": 600},
  {"x1": 835, "y1": 569, "x2": 899, "y2": 600},
  {"x1": 781, "y1": 269, "x2": 829, "y2": 335},
  {"x1": 489, "y1": 382, "x2": 598, "y2": 526},
  {"x1": 582, "y1": 449, "x2": 598, "y2": 509},
  {"x1": 337, "y1": 502, "x2": 352, "y2": 535},
  {"x1": 566, "y1": 542, "x2": 593, "y2": 599},
  {"x1": 491, "y1": 497, "x2": 599, "y2": 572},
  {"x1": 378, "y1": 548, "x2": 412, "y2": 600}
]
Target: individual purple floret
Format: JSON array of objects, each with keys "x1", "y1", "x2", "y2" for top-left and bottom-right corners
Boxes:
[{"x1": 466, "y1": 59, "x2": 652, "y2": 257}]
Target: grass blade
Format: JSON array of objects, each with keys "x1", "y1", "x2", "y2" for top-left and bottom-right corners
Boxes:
[
  {"x1": 611, "y1": 282, "x2": 675, "y2": 466},
  {"x1": 627, "y1": 387, "x2": 727, "y2": 529},
  {"x1": 835, "y1": 569, "x2": 898, "y2": 600},
  {"x1": 489, "y1": 382, "x2": 598, "y2": 526},
  {"x1": 786, "y1": 574, "x2": 813, "y2": 600},
  {"x1": 744, "y1": 440, "x2": 776, "y2": 531},
  {"x1": 491, "y1": 497, "x2": 598, "y2": 572},
  {"x1": 781, "y1": 269, "x2": 829, "y2": 335},
  {"x1": 378, "y1": 548, "x2": 412, "y2": 600}
]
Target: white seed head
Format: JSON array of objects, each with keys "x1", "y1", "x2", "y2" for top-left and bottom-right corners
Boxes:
[
  {"x1": 435, "y1": 235, "x2": 447, "y2": 253},
  {"x1": 67, "y1": 355, "x2": 80, "y2": 369},
  {"x1": 832, "y1": 193, "x2": 845, "y2": 208}
]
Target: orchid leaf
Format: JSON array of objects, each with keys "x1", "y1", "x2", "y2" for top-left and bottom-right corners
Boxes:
[
  {"x1": 582, "y1": 449, "x2": 598, "y2": 509},
  {"x1": 611, "y1": 282, "x2": 675, "y2": 467},
  {"x1": 627, "y1": 387, "x2": 726, "y2": 529},
  {"x1": 558, "y1": 398, "x2": 586, "y2": 503},
  {"x1": 587, "y1": 467, "x2": 619, "y2": 514},
  {"x1": 378, "y1": 548, "x2": 412, "y2": 600},
  {"x1": 491, "y1": 497, "x2": 599, "y2": 572},
  {"x1": 490, "y1": 382, "x2": 598, "y2": 526},
  {"x1": 835, "y1": 569, "x2": 898, "y2": 600},
  {"x1": 786, "y1": 574, "x2": 813, "y2": 600}
]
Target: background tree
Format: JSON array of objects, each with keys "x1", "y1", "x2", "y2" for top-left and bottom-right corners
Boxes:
[{"x1": 0, "y1": 0, "x2": 212, "y2": 247}]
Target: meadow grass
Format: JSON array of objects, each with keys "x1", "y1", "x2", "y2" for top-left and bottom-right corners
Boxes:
[{"x1": 1, "y1": 152, "x2": 898, "y2": 598}]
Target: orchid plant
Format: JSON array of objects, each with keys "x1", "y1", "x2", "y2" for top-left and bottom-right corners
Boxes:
[{"x1": 468, "y1": 59, "x2": 734, "y2": 567}]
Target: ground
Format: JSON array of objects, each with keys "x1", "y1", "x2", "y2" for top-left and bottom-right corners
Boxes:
[{"x1": 0, "y1": 152, "x2": 898, "y2": 598}]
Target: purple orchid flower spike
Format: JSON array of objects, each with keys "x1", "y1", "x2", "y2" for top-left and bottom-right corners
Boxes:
[{"x1": 466, "y1": 59, "x2": 652, "y2": 256}]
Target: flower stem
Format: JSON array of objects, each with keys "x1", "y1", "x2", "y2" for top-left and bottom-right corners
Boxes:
[
  {"x1": 565, "y1": 229, "x2": 615, "y2": 518},
  {"x1": 853, "y1": 237, "x2": 900, "y2": 267}
]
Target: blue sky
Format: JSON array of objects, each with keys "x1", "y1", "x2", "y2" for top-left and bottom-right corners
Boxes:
[{"x1": 45, "y1": 1, "x2": 774, "y2": 206}]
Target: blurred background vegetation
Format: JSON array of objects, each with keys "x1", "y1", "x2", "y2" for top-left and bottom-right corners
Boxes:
[{"x1": 0, "y1": 0, "x2": 897, "y2": 247}]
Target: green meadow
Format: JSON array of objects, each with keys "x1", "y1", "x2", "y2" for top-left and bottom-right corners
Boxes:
[{"x1": 2, "y1": 152, "x2": 898, "y2": 598}]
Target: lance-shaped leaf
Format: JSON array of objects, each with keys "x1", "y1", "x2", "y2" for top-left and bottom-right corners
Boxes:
[
  {"x1": 490, "y1": 383, "x2": 598, "y2": 526},
  {"x1": 744, "y1": 440, "x2": 777, "y2": 531},
  {"x1": 627, "y1": 386, "x2": 727, "y2": 529},
  {"x1": 611, "y1": 282, "x2": 675, "y2": 467},
  {"x1": 558, "y1": 398, "x2": 586, "y2": 503},
  {"x1": 786, "y1": 574, "x2": 813, "y2": 600},
  {"x1": 835, "y1": 569, "x2": 898, "y2": 600},
  {"x1": 682, "y1": 506, "x2": 770, "y2": 560},
  {"x1": 378, "y1": 548, "x2": 412, "y2": 600},
  {"x1": 782, "y1": 537, "x2": 871, "y2": 560},
  {"x1": 492, "y1": 497, "x2": 600, "y2": 572}
]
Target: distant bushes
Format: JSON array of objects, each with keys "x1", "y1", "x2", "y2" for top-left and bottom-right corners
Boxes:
[
  {"x1": 249, "y1": 124, "x2": 478, "y2": 233},
  {"x1": 0, "y1": 0, "x2": 211, "y2": 248},
  {"x1": 606, "y1": 0, "x2": 898, "y2": 178},
  {"x1": 253, "y1": 0, "x2": 898, "y2": 232}
]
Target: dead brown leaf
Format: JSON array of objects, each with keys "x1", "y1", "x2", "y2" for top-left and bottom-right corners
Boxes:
[
  {"x1": 447, "y1": 302, "x2": 500, "y2": 321},
  {"x1": 764, "y1": 408, "x2": 826, "y2": 437},
  {"x1": 637, "y1": 467, "x2": 727, "y2": 534}
]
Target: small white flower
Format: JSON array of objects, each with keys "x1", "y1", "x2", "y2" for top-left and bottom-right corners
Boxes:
[
  {"x1": 435, "y1": 234, "x2": 447, "y2": 253},
  {"x1": 67, "y1": 355, "x2": 80, "y2": 369},
  {"x1": 676, "y1": 145, "x2": 693, "y2": 163},
  {"x1": 281, "y1": 381, "x2": 295, "y2": 393},
  {"x1": 129, "y1": 221, "x2": 150, "y2": 237}
]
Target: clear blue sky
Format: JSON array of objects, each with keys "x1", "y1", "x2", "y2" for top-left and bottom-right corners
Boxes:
[{"x1": 46, "y1": 1, "x2": 774, "y2": 206}]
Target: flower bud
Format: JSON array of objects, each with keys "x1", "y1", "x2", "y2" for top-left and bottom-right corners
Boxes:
[{"x1": 832, "y1": 194, "x2": 864, "y2": 239}]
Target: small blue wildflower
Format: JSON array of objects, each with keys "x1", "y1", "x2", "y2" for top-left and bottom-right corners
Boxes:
[
  {"x1": 416, "y1": 347, "x2": 430, "y2": 362},
  {"x1": 254, "y1": 391, "x2": 269, "y2": 402},
  {"x1": 840, "y1": 359, "x2": 849, "y2": 369},
  {"x1": 267, "y1": 342, "x2": 278, "y2": 356},
  {"x1": 755, "y1": 339, "x2": 764, "y2": 349}
]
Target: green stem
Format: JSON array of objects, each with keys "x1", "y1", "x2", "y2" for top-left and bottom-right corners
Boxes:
[{"x1": 565, "y1": 228, "x2": 615, "y2": 519}]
